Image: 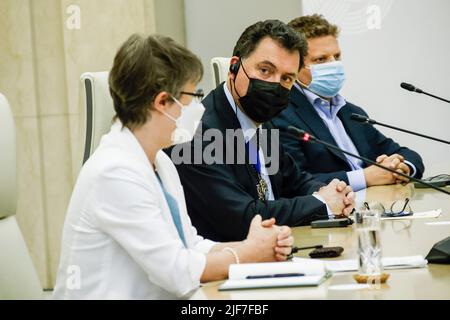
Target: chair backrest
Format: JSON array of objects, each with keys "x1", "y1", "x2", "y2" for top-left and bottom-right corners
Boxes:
[
  {"x1": 80, "y1": 71, "x2": 115, "y2": 164},
  {"x1": 210, "y1": 57, "x2": 231, "y2": 88},
  {"x1": 0, "y1": 94, "x2": 16, "y2": 218},
  {"x1": 0, "y1": 93, "x2": 42, "y2": 299}
]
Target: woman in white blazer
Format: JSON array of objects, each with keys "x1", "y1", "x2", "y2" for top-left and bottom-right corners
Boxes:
[{"x1": 53, "y1": 34, "x2": 294, "y2": 299}]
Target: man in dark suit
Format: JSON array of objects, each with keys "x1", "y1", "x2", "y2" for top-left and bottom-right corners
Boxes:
[
  {"x1": 166, "y1": 20, "x2": 355, "y2": 242},
  {"x1": 271, "y1": 15, "x2": 424, "y2": 191}
]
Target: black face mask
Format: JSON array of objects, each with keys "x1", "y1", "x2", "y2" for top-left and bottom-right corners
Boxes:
[{"x1": 233, "y1": 61, "x2": 290, "y2": 123}]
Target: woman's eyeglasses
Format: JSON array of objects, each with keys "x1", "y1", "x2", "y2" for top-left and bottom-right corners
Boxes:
[
  {"x1": 180, "y1": 89, "x2": 204, "y2": 103},
  {"x1": 363, "y1": 198, "x2": 413, "y2": 218}
]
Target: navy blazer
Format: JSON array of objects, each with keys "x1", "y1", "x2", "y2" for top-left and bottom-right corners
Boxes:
[
  {"x1": 165, "y1": 84, "x2": 328, "y2": 242},
  {"x1": 271, "y1": 87, "x2": 425, "y2": 185}
]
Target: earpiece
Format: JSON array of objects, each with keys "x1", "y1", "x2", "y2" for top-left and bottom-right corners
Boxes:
[{"x1": 229, "y1": 60, "x2": 241, "y2": 75}]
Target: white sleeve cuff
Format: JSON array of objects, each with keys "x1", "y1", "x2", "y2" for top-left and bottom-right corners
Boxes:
[
  {"x1": 404, "y1": 160, "x2": 417, "y2": 177},
  {"x1": 193, "y1": 239, "x2": 218, "y2": 254},
  {"x1": 313, "y1": 193, "x2": 334, "y2": 219},
  {"x1": 355, "y1": 188, "x2": 367, "y2": 209},
  {"x1": 347, "y1": 169, "x2": 367, "y2": 192}
]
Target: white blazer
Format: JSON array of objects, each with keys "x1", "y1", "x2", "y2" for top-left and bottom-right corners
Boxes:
[{"x1": 53, "y1": 121, "x2": 216, "y2": 299}]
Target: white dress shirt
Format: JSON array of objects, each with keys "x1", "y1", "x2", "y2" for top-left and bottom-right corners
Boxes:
[
  {"x1": 294, "y1": 83, "x2": 417, "y2": 192},
  {"x1": 52, "y1": 121, "x2": 216, "y2": 299}
]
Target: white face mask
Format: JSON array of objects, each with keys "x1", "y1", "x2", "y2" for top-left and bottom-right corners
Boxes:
[{"x1": 161, "y1": 97, "x2": 205, "y2": 145}]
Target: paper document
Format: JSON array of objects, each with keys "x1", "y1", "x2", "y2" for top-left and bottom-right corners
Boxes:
[
  {"x1": 323, "y1": 255, "x2": 428, "y2": 273},
  {"x1": 382, "y1": 256, "x2": 428, "y2": 269},
  {"x1": 381, "y1": 209, "x2": 441, "y2": 220},
  {"x1": 426, "y1": 221, "x2": 450, "y2": 226}
]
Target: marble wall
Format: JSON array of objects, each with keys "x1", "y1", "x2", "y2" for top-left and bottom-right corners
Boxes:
[{"x1": 0, "y1": 0, "x2": 185, "y2": 289}]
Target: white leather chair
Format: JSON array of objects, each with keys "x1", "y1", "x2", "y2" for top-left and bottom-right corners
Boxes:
[
  {"x1": 210, "y1": 57, "x2": 231, "y2": 88},
  {"x1": 0, "y1": 93, "x2": 43, "y2": 299},
  {"x1": 80, "y1": 71, "x2": 115, "y2": 164}
]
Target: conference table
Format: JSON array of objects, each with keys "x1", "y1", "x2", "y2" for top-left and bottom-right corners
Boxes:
[{"x1": 191, "y1": 184, "x2": 450, "y2": 300}]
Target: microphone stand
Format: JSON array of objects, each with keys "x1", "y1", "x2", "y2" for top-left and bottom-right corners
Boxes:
[
  {"x1": 287, "y1": 127, "x2": 450, "y2": 196},
  {"x1": 420, "y1": 91, "x2": 450, "y2": 104},
  {"x1": 401, "y1": 82, "x2": 450, "y2": 104},
  {"x1": 350, "y1": 114, "x2": 450, "y2": 145}
]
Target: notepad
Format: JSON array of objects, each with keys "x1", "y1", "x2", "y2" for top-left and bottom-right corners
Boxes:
[
  {"x1": 322, "y1": 255, "x2": 428, "y2": 273},
  {"x1": 219, "y1": 260, "x2": 329, "y2": 291}
]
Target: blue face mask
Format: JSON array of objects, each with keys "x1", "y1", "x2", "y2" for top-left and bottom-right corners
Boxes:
[{"x1": 302, "y1": 61, "x2": 345, "y2": 98}]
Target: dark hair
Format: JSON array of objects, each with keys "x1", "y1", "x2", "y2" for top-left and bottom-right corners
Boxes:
[
  {"x1": 288, "y1": 14, "x2": 339, "y2": 39},
  {"x1": 109, "y1": 34, "x2": 203, "y2": 128},
  {"x1": 232, "y1": 19, "x2": 308, "y2": 69}
]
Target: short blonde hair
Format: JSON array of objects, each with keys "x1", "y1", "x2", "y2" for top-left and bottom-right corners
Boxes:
[{"x1": 288, "y1": 14, "x2": 339, "y2": 39}]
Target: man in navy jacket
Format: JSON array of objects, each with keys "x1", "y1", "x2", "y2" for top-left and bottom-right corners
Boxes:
[
  {"x1": 272, "y1": 15, "x2": 424, "y2": 191},
  {"x1": 166, "y1": 20, "x2": 355, "y2": 242}
]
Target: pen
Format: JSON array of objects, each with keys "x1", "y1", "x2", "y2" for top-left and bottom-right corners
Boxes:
[{"x1": 246, "y1": 273, "x2": 305, "y2": 279}]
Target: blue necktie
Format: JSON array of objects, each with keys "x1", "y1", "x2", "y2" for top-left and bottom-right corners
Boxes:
[
  {"x1": 246, "y1": 128, "x2": 262, "y2": 171},
  {"x1": 246, "y1": 138, "x2": 261, "y2": 173},
  {"x1": 156, "y1": 174, "x2": 187, "y2": 246}
]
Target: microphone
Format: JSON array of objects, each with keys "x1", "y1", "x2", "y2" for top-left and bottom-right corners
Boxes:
[
  {"x1": 400, "y1": 82, "x2": 450, "y2": 104},
  {"x1": 400, "y1": 82, "x2": 422, "y2": 93},
  {"x1": 286, "y1": 126, "x2": 450, "y2": 196},
  {"x1": 350, "y1": 113, "x2": 450, "y2": 145}
]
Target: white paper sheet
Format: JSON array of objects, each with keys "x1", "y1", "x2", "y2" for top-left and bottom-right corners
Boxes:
[
  {"x1": 324, "y1": 255, "x2": 428, "y2": 273},
  {"x1": 382, "y1": 255, "x2": 428, "y2": 269},
  {"x1": 425, "y1": 221, "x2": 450, "y2": 226},
  {"x1": 381, "y1": 209, "x2": 442, "y2": 220}
]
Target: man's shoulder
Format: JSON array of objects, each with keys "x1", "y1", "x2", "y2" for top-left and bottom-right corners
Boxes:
[
  {"x1": 271, "y1": 99, "x2": 302, "y2": 128},
  {"x1": 201, "y1": 85, "x2": 224, "y2": 126},
  {"x1": 343, "y1": 100, "x2": 367, "y2": 116}
]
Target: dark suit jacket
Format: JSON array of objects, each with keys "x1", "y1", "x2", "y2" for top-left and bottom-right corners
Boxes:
[
  {"x1": 271, "y1": 87, "x2": 425, "y2": 185},
  {"x1": 165, "y1": 83, "x2": 328, "y2": 242}
]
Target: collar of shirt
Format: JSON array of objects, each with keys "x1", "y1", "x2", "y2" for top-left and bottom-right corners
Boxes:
[
  {"x1": 293, "y1": 82, "x2": 346, "y2": 120},
  {"x1": 223, "y1": 82, "x2": 261, "y2": 143}
]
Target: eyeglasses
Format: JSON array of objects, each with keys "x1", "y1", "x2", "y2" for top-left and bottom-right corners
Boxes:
[
  {"x1": 180, "y1": 89, "x2": 204, "y2": 103},
  {"x1": 363, "y1": 198, "x2": 413, "y2": 218}
]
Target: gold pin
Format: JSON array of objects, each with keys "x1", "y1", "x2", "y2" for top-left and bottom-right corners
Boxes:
[{"x1": 256, "y1": 175, "x2": 268, "y2": 200}]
